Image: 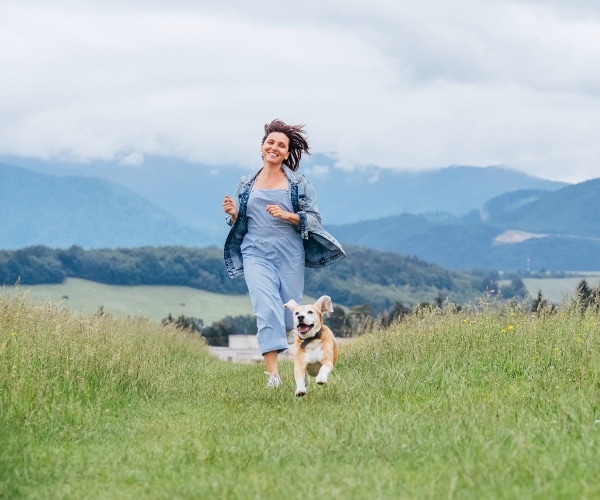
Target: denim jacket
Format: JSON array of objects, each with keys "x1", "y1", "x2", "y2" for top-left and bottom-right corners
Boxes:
[{"x1": 224, "y1": 165, "x2": 346, "y2": 278}]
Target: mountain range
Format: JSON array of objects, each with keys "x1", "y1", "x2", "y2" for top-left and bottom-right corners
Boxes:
[
  {"x1": 2, "y1": 154, "x2": 566, "y2": 227},
  {"x1": 330, "y1": 176, "x2": 600, "y2": 272},
  {"x1": 2, "y1": 155, "x2": 598, "y2": 272}
]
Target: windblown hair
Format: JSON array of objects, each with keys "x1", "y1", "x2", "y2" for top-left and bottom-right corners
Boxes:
[{"x1": 262, "y1": 119, "x2": 310, "y2": 172}]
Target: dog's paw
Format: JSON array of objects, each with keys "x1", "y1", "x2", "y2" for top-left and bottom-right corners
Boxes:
[
  {"x1": 315, "y1": 366, "x2": 332, "y2": 386},
  {"x1": 295, "y1": 389, "x2": 307, "y2": 397}
]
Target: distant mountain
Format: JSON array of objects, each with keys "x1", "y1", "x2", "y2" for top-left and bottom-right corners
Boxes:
[
  {"x1": 311, "y1": 163, "x2": 568, "y2": 223},
  {"x1": 488, "y1": 179, "x2": 600, "y2": 237},
  {"x1": 0, "y1": 155, "x2": 568, "y2": 230},
  {"x1": 331, "y1": 178, "x2": 600, "y2": 272},
  {"x1": 482, "y1": 189, "x2": 549, "y2": 219},
  {"x1": 0, "y1": 164, "x2": 217, "y2": 250},
  {"x1": 0, "y1": 158, "x2": 582, "y2": 272}
]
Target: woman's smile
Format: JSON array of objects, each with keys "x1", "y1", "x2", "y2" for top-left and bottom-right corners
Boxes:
[{"x1": 261, "y1": 132, "x2": 289, "y2": 164}]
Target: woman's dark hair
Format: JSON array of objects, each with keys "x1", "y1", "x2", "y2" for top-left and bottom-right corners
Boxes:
[{"x1": 262, "y1": 119, "x2": 310, "y2": 171}]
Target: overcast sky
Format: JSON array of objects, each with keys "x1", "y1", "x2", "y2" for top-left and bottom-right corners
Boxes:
[{"x1": 2, "y1": 0, "x2": 599, "y2": 183}]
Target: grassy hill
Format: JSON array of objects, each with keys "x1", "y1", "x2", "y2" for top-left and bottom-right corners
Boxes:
[
  {"x1": 5, "y1": 278, "x2": 255, "y2": 325},
  {"x1": 9, "y1": 275, "x2": 598, "y2": 328},
  {"x1": 2, "y1": 291, "x2": 600, "y2": 497}
]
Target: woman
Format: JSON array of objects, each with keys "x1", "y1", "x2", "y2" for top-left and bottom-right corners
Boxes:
[{"x1": 223, "y1": 119, "x2": 345, "y2": 387}]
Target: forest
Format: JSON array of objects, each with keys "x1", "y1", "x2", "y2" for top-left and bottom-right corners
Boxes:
[{"x1": 0, "y1": 244, "x2": 524, "y2": 313}]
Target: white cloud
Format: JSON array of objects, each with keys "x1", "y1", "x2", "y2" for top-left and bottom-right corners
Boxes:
[
  {"x1": 118, "y1": 152, "x2": 144, "y2": 167},
  {"x1": 304, "y1": 163, "x2": 331, "y2": 178},
  {"x1": 1, "y1": 0, "x2": 599, "y2": 183}
]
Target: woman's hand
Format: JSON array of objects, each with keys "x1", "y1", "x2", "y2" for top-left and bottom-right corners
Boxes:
[
  {"x1": 223, "y1": 195, "x2": 238, "y2": 223},
  {"x1": 266, "y1": 204, "x2": 300, "y2": 226}
]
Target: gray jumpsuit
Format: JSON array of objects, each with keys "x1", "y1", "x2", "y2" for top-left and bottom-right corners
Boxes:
[{"x1": 241, "y1": 187, "x2": 305, "y2": 354}]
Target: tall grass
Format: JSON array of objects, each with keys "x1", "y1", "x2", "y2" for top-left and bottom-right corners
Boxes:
[{"x1": 2, "y1": 290, "x2": 600, "y2": 499}]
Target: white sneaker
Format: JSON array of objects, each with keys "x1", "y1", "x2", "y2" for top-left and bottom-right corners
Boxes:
[{"x1": 265, "y1": 372, "x2": 282, "y2": 388}]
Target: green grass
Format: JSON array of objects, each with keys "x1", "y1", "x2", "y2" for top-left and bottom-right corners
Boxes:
[
  {"x1": 4, "y1": 278, "x2": 254, "y2": 324},
  {"x1": 13, "y1": 275, "x2": 600, "y2": 327},
  {"x1": 2, "y1": 291, "x2": 600, "y2": 499},
  {"x1": 7, "y1": 279, "x2": 317, "y2": 327}
]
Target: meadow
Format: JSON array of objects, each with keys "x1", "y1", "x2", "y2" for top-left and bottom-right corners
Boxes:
[
  {"x1": 2, "y1": 288, "x2": 600, "y2": 499},
  {"x1": 6, "y1": 275, "x2": 600, "y2": 328},
  {"x1": 3, "y1": 278, "x2": 255, "y2": 325}
]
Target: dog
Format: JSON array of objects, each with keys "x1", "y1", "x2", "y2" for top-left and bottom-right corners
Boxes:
[{"x1": 284, "y1": 295, "x2": 339, "y2": 397}]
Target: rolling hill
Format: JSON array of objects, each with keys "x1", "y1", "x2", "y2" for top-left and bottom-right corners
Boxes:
[
  {"x1": 331, "y1": 178, "x2": 600, "y2": 272},
  {"x1": 0, "y1": 163, "x2": 217, "y2": 249},
  {"x1": 487, "y1": 178, "x2": 600, "y2": 236}
]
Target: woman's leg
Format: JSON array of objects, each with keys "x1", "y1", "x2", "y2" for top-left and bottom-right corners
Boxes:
[
  {"x1": 244, "y1": 256, "x2": 289, "y2": 354},
  {"x1": 263, "y1": 350, "x2": 279, "y2": 376},
  {"x1": 243, "y1": 256, "x2": 288, "y2": 387},
  {"x1": 280, "y1": 267, "x2": 305, "y2": 332}
]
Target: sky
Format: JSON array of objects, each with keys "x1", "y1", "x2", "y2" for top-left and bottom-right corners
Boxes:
[{"x1": 2, "y1": 0, "x2": 600, "y2": 183}]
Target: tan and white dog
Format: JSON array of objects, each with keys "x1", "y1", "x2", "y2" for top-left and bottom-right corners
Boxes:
[{"x1": 284, "y1": 295, "x2": 339, "y2": 397}]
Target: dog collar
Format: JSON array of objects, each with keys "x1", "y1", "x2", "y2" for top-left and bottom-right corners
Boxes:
[{"x1": 300, "y1": 329, "x2": 322, "y2": 349}]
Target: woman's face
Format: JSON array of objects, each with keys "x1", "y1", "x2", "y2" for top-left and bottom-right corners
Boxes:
[{"x1": 261, "y1": 132, "x2": 290, "y2": 165}]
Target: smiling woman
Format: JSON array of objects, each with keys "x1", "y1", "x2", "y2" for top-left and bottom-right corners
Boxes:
[{"x1": 222, "y1": 119, "x2": 345, "y2": 388}]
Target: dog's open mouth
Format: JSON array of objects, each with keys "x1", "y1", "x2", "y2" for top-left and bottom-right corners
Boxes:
[{"x1": 296, "y1": 323, "x2": 313, "y2": 335}]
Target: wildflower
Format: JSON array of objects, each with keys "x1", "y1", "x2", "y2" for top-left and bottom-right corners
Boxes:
[
  {"x1": 11, "y1": 331, "x2": 17, "y2": 337},
  {"x1": 500, "y1": 328, "x2": 507, "y2": 334},
  {"x1": 508, "y1": 325, "x2": 514, "y2": 331}
]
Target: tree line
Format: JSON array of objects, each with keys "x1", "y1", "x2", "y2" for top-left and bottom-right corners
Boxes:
[
  {"x1": 1, "y1": 244, "x2": 520, "y2": 312},
  {"x1": 0, "y1": 245, "x2": 246, "y2": 294}
]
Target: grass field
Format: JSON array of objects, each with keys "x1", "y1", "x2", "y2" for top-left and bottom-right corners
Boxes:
[
  {"x1": 2, "y1": 290, "x2": 600, "y2": 498},
  {"x1": 7, "y1": 275, "x2": 600, "y2": 328},
  {"x1": 4, "y1": 278, "x2": 255, "y2": 325}
]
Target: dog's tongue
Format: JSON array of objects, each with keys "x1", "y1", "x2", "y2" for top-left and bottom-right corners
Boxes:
[{"x1": 297, "y1": 324, "x2": 312, "y2": 334}]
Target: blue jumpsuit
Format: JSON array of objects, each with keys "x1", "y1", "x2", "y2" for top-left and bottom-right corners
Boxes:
[{"x1": 241, "y1": 188, "x2": 305, "y2": 354}]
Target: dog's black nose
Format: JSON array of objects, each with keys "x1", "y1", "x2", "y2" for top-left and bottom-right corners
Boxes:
[{"x1": 297, "y1": 315, "x2": 304, "y2": 322}]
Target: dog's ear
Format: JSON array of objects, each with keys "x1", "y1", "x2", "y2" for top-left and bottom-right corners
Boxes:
[
  {"x1": 284, "y1": 299, "x2": 299, "y2": 311},
  {"x1": 315, "y1": 295, "x2": 333, "y2": 313}
]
